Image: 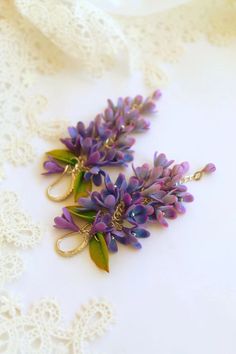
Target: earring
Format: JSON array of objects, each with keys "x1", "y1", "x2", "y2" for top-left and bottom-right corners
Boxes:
[
  {"x1": 43, "y1": 90, "x2": 161, "y2": 202},
  {"x1": 53, "y1": 152, "x2": 216, "y2": 272}
]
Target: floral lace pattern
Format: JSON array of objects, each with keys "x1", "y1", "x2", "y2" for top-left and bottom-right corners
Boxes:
[
  {"x1": 117, "y1": 0, "x2": 236, "y2": 86},
  {"x1": 0, "y1": 191, "x2": 41, "y2": 287},
  {"x1": 0, "y1": 292, "x2": 114, "y2": 354}
]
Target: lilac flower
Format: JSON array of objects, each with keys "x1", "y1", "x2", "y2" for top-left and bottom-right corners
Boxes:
[
  {"x1": 43, "y1": 157, "x2": 64, "y2": 175},
  {"x1": 84, "y1": 167, "x2": 106, "y2": 186},
  {"x1": 54, "y1": 207, "x2": 79, "y2": 232},
  {"x1": 54, "y1": 152, "x2": 216, "y2": 270},
  {"x1": 202, "y1": 163, "x2": 216, "y2": 174},
  {"x1": 131, "y1": 153, "x2": 195, "y2": 227},
  {"x1": 44, "y1": 91, "x2": 161, "y2": 188},
  {"x1": 79, "y1": 173, "x2": 151, "y2": 252}
]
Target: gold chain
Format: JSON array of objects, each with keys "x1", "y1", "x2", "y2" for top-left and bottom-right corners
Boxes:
[
  {"x1": 180, "y1": 169, "x2": 204, "y2": 184},
  {"x1": 111, "y1": 202, "x2": 125, "y2": 231}
]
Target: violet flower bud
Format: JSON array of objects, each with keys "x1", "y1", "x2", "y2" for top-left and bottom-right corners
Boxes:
[{"x1": 202, "y1": 163, "x2": 216, "y2": 174}]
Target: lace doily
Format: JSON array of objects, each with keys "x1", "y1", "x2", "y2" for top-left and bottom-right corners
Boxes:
[
  {"x1": 0, "y1": 292, "x2": 114, "y2": 354},
  {"x1": 0, "y1": 191, "x2": 41, "y2": 287}
]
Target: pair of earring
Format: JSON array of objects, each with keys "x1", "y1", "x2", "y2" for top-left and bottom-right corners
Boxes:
[{"x1": 43, "y1": 90, "x2": 215, "y2": 272}]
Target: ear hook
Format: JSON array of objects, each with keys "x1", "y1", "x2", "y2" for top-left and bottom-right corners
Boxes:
[
  {"x1": 46, "y1": 164, "x2": 76, "y2": 202},
  {"x1": 46, "y1": 157, "x2": 88, "y2": 202},
  {"x1": 55, "y1": 224, "x2": 91, "y2": 257}
]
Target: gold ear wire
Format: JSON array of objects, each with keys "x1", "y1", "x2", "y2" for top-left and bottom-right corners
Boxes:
[
  {"x1": 46, "y1": 156, "x2": 89, "y2": 202},
  {"x1": 55, "y1": 224, "x2": 91, "y2": 257},
  {"x1": 46, "y1": 165, "x2": 75, "y2": 202}
]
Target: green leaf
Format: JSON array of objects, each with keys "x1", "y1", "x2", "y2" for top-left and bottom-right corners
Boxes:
[
  {"x1": 89, "y1": 233, "x2": 109, "y2": 272},
  {"x1": 46, "y1": 149, "x2": 77, "y2": 165},
  {"x1": 66, "y1": 206, "x2": 96, "y2": 222},
  {"x1": 73, "y1": 171, "x2": 92, "y2": 202}
]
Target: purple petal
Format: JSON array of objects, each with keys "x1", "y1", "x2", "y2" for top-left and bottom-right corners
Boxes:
[
  {"x1": 145, "y1": 205, "x2": 154, "y2": 216},
  {"x1": 162, "y1": 195, "x2": 178, "y2": 205},
  {"x1": 132, "y1": 228, "x2": 150, "y2": 238},
  {"x1": 68, "y1": 126, "x2": 77, "y2": 139},
  {"x1": 123, "y1": 153, "x2": 133, "y2": 163},
  {"x1": 141, "y1": 184, "x2": 161, "y2": 197},
  {"x1": 117, "y1": 135, "x2": 135, "y2": 148},
  {"x1": 140, "y1": 101, "x2": 157, "y2": 114},
  {"x1": 182, "y1": 193, "x2": 194, "y2": 203},
  {"x1": 127, "y1": 235, "x2": 142, "y2": 249},
  {"x1": 149, "y1": 166, "x2": 163, "y2": 182},
  {"x1": 175, "y1": 202, "x2": 186, "y2": 214},
  {"x1": 203, "y1": 163, "x2": 216, "y2": 174},
  {"x1": 60, "y1": 138, "x2": 77, "y2": 153},
  {"x1": 43, "y1": 159, "x2": 64, "y2": 174},
  {"x1": 115, "y1": 173, "x2": 127, "y2": 189},
  {"x1": 87, "y1": 151, "x2": 101, "y2": 165},
  {"x1": 181, "y1": 162, "x2": 190, "y2": 174},
  {"x1": 123, "y1": 193, "x2": 132, "y2": 206},
  {"x1": 92, "y1": 173, "x2": 102, "y2": 186},
  {"x1": 128, "y1": 205, "x2": 148, "y2": 224},
  {"x1": 152, "y1": 89, "x2": 162, "y2": 100},
  {"x1": 76, "y1": 121, "x2": 85, "y2": 135},
  {"x1": 104, "y1": 195, "x2": 116, "y2": 208},
  {"x1": 105, "y1": 108, "x2": 114, "y2": 121},
  {"x1": 127, "y1": 177, "x2": 140, "y2": 193},
  {"x1": 62, "y1": 207, "x2": 72, "y2": 222},
  {"x1": 135, "y1": 163, "x2": 150, "y2": 180},
  {"x1": 81, "y1": 137, "x2": 92, "y2": 152},
  {"x1": 54, "y1": 212, "x2": 79, "y2": 232},
  {"x1": 79, "y1": 197, "x2": 96, "y2": 210},
  {"x1": 134, "y1": 95, "x2": 143, "y2": 105},
  {"x1": 105, "y1": 233, "x2": 118, "y2": 253},
  {"x1": 94, "y1": 222, "x2": 106, "y2": 233},
  {"x1": 156, "y1": 210, "x2": 168, "y2": 227},
  {"x1": 160, "y1": 206, "x2": 177, "y2": 219},
  {"x1": 102, "y1": 214, "x2": 112, "y2": 225}
]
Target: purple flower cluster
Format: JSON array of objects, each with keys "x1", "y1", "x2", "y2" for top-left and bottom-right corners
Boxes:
[
  {"x1": 54, "y1": 152, "x2": 216, "y2": 254},
  {"x1": 43, "y1": 90, "x2": 161, "y2": 186}
]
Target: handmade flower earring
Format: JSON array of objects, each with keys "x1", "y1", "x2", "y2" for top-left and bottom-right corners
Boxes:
[
  {"x1": 53, "y1": 152, "x2": 216, "y2": 272},
  {"x1": 43, "y1": 90, "x2": 161, "y2": 202}
]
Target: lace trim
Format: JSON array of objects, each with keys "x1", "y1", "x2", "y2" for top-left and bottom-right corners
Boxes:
[
  {"x1": 0, "y1": 292, "x2": 114, "y2": 354},
  {"x1": 0, "y1": 192, "x2": 41, "y2": 287},
  {"x1": 117, "y1": 0, "x2": 236, "y2": 86}
]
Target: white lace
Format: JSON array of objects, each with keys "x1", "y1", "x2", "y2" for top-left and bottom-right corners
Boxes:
[
  {"x1": 0, "y1": 0, "x2": 235, "y2": 351},
  {"x1": 0, "y1": 292, "x2": 114, "y2": 354},
  {"x1": 0, "y1": 191, "x2": 41, "y2": 288}
]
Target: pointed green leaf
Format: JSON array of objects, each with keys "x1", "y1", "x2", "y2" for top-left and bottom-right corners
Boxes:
[
  {"x1": 66, "y1": 206, "x2": 96, "y2": 222},
  {"x1": 89, "y1": 233, "x2": 109, "y2": 272},
  {"x1": 73, "y1": 171, "x2": 92, "y2": 202},
  {"x1": 46, "y1": 149, "x2": 77, "y2": 165}
]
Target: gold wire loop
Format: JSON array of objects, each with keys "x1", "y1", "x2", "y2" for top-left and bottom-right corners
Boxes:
[
  {"x1": 55, "y1": 224, "x2": 91, "y2": 257},
  {"x1": 46, "y1": 157, "x2": 88, "y2": 202},
  {"x1": 46, "y1": 165, "x2": 75, "y2": 202}
]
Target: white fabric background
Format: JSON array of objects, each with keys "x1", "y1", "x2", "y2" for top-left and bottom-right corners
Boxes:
[
  {"x1": 90, "y1": 0, "x2": 190, "y2": 14},
  {"x1": 4, "y1": 40, "x2": 236, "y2": 353}
]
